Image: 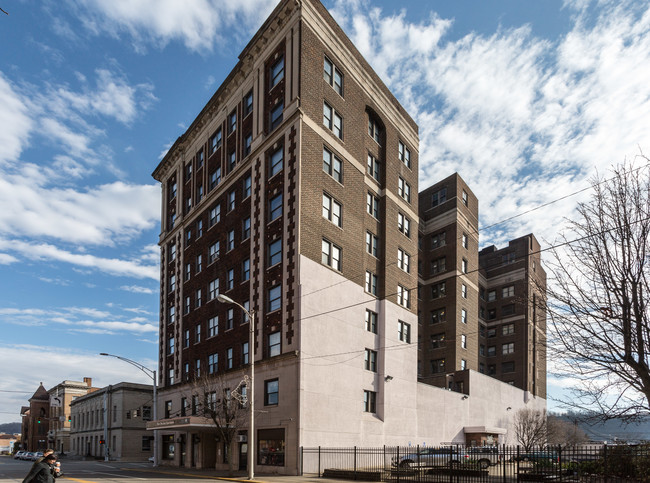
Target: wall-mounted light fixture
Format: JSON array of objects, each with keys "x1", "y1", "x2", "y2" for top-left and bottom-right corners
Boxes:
[
  {"x1": 506, "y1": 407, "x2": 512, "y2": 411},
  {"x1": 385, "y1": 375, "x2": 394, "y2": 382},
  {"x1": 462, "y1": 395, "x2": 469, "y2": 400}
]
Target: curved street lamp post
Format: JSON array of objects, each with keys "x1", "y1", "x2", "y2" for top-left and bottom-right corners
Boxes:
[
  {"x1": 99, "y1": 353, "x2": 158, "y2": 466},
  {"x1": 216, "y1": 293, "x2": 255, "y2": 480}
]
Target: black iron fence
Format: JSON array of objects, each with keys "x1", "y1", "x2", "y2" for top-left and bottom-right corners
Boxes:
[{"x1": 301, "y1": 444, "x2": 650, "y2": 482}]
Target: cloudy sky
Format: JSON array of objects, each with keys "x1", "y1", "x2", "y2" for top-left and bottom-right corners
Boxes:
[{"x1": 0, "y1": 0, "x2": 649, "y2": 424}]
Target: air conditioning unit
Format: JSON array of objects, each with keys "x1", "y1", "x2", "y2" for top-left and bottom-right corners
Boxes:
[{"x1": 237, "y1": 435, "x2": 247, "y2": 443}]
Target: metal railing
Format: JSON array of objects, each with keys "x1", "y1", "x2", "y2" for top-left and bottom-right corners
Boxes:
[{"x1": 301, "y1": 444, "x2": 650, "y2": 482}]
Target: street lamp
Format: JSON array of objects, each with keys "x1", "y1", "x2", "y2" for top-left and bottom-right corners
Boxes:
[
  {"x1": 216, "y1": 293, "x2": 255, "y2": 480},
  {"x1": 100, "y1": 353, "x2": 158, "y2": 467}
]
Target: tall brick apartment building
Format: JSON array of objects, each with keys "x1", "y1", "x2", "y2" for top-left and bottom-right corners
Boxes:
[
  {"x1": 151, "y1": 0, "x2": 546, "y2": 474},
  {"x1": 418, "y1": 174, "x2": 547, "y2": 398}
]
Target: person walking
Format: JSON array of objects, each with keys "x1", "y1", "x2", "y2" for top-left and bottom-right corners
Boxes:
[{"x1": 22, "y1": 453, "x2": 59, "y2": 483}]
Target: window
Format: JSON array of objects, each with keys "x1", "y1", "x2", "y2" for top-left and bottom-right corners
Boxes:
[
  {"x1": 242, "y1": 258, "x2": 250, "y2": 282},
  {"x1": 431, "y1": 257, "x2": 445, "y2": 275},
  {"x1": 431, "y1": 187, "x2": 447, "y2": 207},
  {"x1": 366, "y1": 231, "x2": 378, "y2": 257},
  {"x1": 228, "y1": 190, "x2": 236, "y2": 212},
  {"x1": 269, "y1": 194, "x2": 282, "y2": 222},
  {"x1": 431, "y1": 333, "x2": 445, "y2": 349},
  {"x1": 366, "y1": 192, "x2": 379, "y2": 218},
  {"x1": 168, "y1": 337, "x2": 175, "y2": 355},
  {"x1": 323, "y1": 102, "x2": 343, "y2": 139},
  {"x1": 397, "y1": 249, "x2": 410, "y2": 273},
  {"x1": 185, "y1": 228, "x2": 192, "y2": 246},
  {"x1": 502, "y1": 252, "x2": 516, "y2": 264},
  {"x1": 268, "y1": 238, "x2": 282, "y2": 266},
  {"x1": 461, "y1": 334, "x2": 467, "y2": 349},
  {"x1": 185, "y1": 195, "x2": 192, "y2": 212},
  {"x1": 461, "y1": 308, "x2": 467, "y2": 324},
  {"x1": 242, "y1": 300, "x2": 250, "y2": 324},
  {"x1": 208, "y1": 316, "x2": 218, "y2": 338},
  {"x1": 209, "y1": 204, "x2": 221, "y2": 227},
  {"x1": 431, "y1": 308, "x2": 446, "y2": 324},
  {"x1": 398, "y1": 320, "x2": 411, "y2": 343},
  {"x1": 322, "y1": 193, "x2": 342, "y2": 227},
  {"x1": 268, "y1": 285, "x2": 281, "y2": 312},
  {"x1": 367, "y1": 154, "x2": 380, "y2": 182},
  {"x1": 228, "y1": 150, "x2": 236, "y2": 171},
  {"x1": 488, "y1": 364, "x2": 496, "y2": 375},
  {"x1": 323, "y1": 147, "x2": 343, "y2": 182},
  {"x1": 502, "y1": 304, "x2": 515, "y2": 316},
  {"x1": 243, "y1": 175, "x2": 252, "y2": 199},
  {"x1": 242, "y1": 217, "x2": 251, "y2": 240},
  {"x1": 364, "y1": 349, "x2": 377, "y2": 372},
  {"x1": 226, "y1": 308, "x2": 234, "y2": 330},
  {"x1": 226, "y1": 348, "x2": 233, "y2": 369},
  {"x1": 368, "y1": 118, "x2": 381, "y2": 144},
  {"x1": 209, "y1": 167, "x2": 221, "y2": 191},
  {"x1": 180, "y1": 397, "x2": 188, "y2": 416},
  {"x1": 431, "y1": 358, "x2": 445, "y2": 374},
  {"x1": 196, "y1": 219, "x2": 203, "y2": 238},
  {"x1": 480, "y1": 344, "x2": 485, "y2": 355},
  {"x1": 398, "y1": 141, "x2": 411, "y2": 168},
  {"x1": 270, "y1": 56, "x2": 284, "y2": 88},
  {"x1": 270, "y1": 101, "x2": 283, "y2": 130},
  {"x1": 502, "y1": 342, "x2": 515, "y2": 355},
  {"x1": 195, "y1": 359, "x2": 201, "y2": 377},
  {"x1": 169, "y1": 181, "x2": 177, "y2": 200},
  {"x1": 461, "y1": 359, "x2": 467, "y2": 370},
  {"x1": 227, "y1": 268, "x2": 234, "y2": 290},
  {"x1": 184, "y1": 329, "x2": 190, "y2": 348},
  {"x1": 170, "y1": 244, "x2": 176, "y2": 261},
  {"x1": 228, "y1": 110, "x2": 237, "y2": 135},
  {"x1": 185, "y1": 162, "x2": 193, "y2": 181},
  {"x1": 487, "y1": 346, "x2": 496, "y2": 357},
  {"x1": 244, "y1": 133, "x2": 252, "y2": 157},
  {"x1": 209, "y1": 278, "x2": 219, "y2": 300},
  {"x1": 398, "y1": 177, "x2": 411, "y2": 202},
  {"x1": 461, "y1": 258, "x2": 468, "y2": 273},
  {"x1": 165, "y1": 401, "x2": 172, "y2": 419},
  {"x1": 184, "y1": 296, "x2": 190, "y2": 314},
  {"x1": 488, "y1": 308, "x2": 497, "y2": 320},
  {"x1": 242, "y1": 342, "x2": 249, "y2": 365},
  {"x1": 431, "y1": 232, "x2": 446, "y2": 249},
  {"x1": 502, "y1": 361, "x2": 515, "y2": 373},
  {"x1": 196, "y1": 254, "x2": 203, "y2": 273},
  {"x1": 243, "y1": 91, "x2": 253, "y2": 117},
  {"x1": 269, "y1": 331, "x2": 281, "y2": 357},
  {"x1": 265, "y1": 379, "x2": 279, "y2": 405},
  {"x1": 398, "y1": 213, "x2": 411, "y2": 237},
  {"x1": 462, "y1": 233, "x2": 468, "y2": 249},
  {"x1": 487, "y1": 290, "x2": 496, "y2": 302},
  {"x1": 210, "y1": 129, "x2": 222, "y2": 153},
  {"x1": 364, "y1": 390, "x2": 376, "y2": 413},
  {"x1": 195, "y1": 324, "x2": 201, "y2": 343},
  {"x1": 209, "y1": 241, "x2": 220, "y2": 263},
  {"x1": 365, "y1": 271, "x2": 377, "y2": 295},
  {"x1": 487, "y1": 328, "x2": 497, "y2": 338},
  {"x1": 462, "y1": 190, "x2": 468, "y2": 206},
  {"x1": 196, "y1": 185, "x2": 203, "y2": 203},
  {"x1": 502, "y1": 285, "x2": 515, "y2": 298},
  {"x1": 431, "y1": 281, "x2": 446, "y2": 299},
  {"x1": 324, "y1": 57, "x2": 343, "y2": 95},
  {"x1": 502, "y1": 323, "x2": 515, "y2": 335},
  {"x1": 169, "y1": 274, "x2": 176, "y2": 293},
  {"x1": 461, "y1": 284, "x2": 467, "y2": 299},
  {"x1": 365, "y1": 309, "x2": 377, "y2": 334},
  {"x1": 321, "y1": 239, "x2": 341, "y2": 271},
  {"x1": 208, "y1": 353, "x2": 218, "y2": 374}
]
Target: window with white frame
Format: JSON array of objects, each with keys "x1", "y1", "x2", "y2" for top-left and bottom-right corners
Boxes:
[
  {"x1": 268, "y1": 331, "x2": 281, "y2": 357},
  {"x1": 209, "y1": 167, "x2": 221, "y2": 191},
  {"x1": 462, "y1": 233, "x2": 468, "y2": 249},
  {"x1": 242, "y1": 217, "x2": 251, "y2": 240},
  {"x1": 208, "y1": 353, "x2": 218, "y2": 374},
  {"x1": 195, "y1": 324, "x2": 201, "y2": 343},
  {"x1": 184, "y1": 296, "x2": 190, "y2": 314},
  {"x1": 461, "y1": 334, "x2": 467, "y2": 349},
  {"x1": 431, "y1": 187, "x2": 447, "y2": 207},
  {"x1": 323, "y1": 147, "x2": 343, "y2": 183},
  {"x1": 208, "y1": 316, "x2": 218, "y2": 338},
  {"x1": 209, "y1": 204, "x2": 221, "y2": 227},
  {"x1": 227, "y1": 230, "x2": 235, "y2": 251},
  {"x1": 227, "y1": 190, "x2": 236, "y2": 212},
  {"x1": 462, "y1": 190, "x2": 468, "y2": 206},
  {"x1": 169, "y1": 274, "x2": 176, "y2": 293},
  {"x1": 228, "y1": 110, "x2": 237, "y2": 134},
  {"x1": 365, "y1": 309, "x2": 377, "y2": 334},
  {"x1": 397, "y1": 285, "x2": 410, "y2": 308},
  {"x1": 502, "y1": 323, "x2": 515, "y2": 336},
  {"x1": 398, "y1": 213, "x2": 411, "y2": 237},
  {"x1": 430, "y1": 256, "x2": 445, "y2": 275},
  {"x1": 431, "y1": 281, "x2": 446, "y2": 299},
  {"x1": 461, "y1": 308, "x2": 467, "y2": 324},
  {"x1": 323, "y1": 57, "x2": 343, "y2": 96},
  {"x1": 398, "y1": 141, "x2": 411, "y2": 168},
  {"x1": 398, "y1": 320, "x2": 411, "y2": 343},
  {"x1": 243, "y1": 91, "x2": 253, "y2": 117},
  {"x1": 431, "y1": 308, "x2": 446, "y2": 324},
  {"x1": 431, "y1": 232, "x2": 445, "y2": 249},
  {"x1": 227, "y1": 348, "x2": 233, "y2": 369},
  {"x1": 323, "y1": 102, "x2": 343, "y2": 139},
  {"x1": 196, "y1": 289, "x2": 202, "y2": 307},
  {"x1": 209, "y1": 279, "x2": 219, "y2": 300},
  {"x1": 502, "y1": 285, "x2": 515, "y2": 298},
  {"x1": 209, "y1": 241, "x2": 220, "y2": 263},
  {"x1": 368, "y1": 117, "x2": 381, "y2": 144},
  {"x1": 322, "y1": 193, "x2": 342, "y2": 227},
  {"x1": 367, "y1": 153, "x2": 380, "y2": 182},
  {"x1": 366, "y1": 192, "x2": 379, "y2": 218},
  {"x1": 226, "y1": 308, "x2": 234, "y2": 330},
  {"x1": 461, "y1": 284, "x2": 467, "y2": 299},
  {"x1": 321, "y1": 239, "x2": 341, "y2": 271},
  {"x1": 365, "y1": 271, "x2": 377, "y2": 295},
  {"x1": 364, "y1": 390, "x2": 376, "y2": 413},
  {"x1": 397, "y1": 249, "x2": 410, "y2": 273},
  {"x1": 242, "y1": 258, "x2": 250, "y2": 282},
  {"x1": 364, "y1": 349, "x2": 377, "y2": 372},
  {"x1": 502, "y1": 342, "x2": 515, "y2": 355},
  {"x1": 461, "y1": 359, "x2": 467, "y2": 370},
  {"x1": 398, "y1": 177, "x2": 411, "y2": 203},
  {"x1": 227, "y1": 268, "x2": 234, "y2": 290},
  {"x1": 366, "y1": 231, "x2": 378, "y2": 257},
  {"x1": 461, "y1": 258, "x2": 468, "y2": 273}
]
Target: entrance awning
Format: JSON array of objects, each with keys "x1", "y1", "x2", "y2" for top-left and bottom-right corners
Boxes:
[
  {"x1": 463, "y1": 426, "x2": 507, "y2": 435},
  {"x1": 146, "y1": 416, "x2": 215, "y2": 430}
]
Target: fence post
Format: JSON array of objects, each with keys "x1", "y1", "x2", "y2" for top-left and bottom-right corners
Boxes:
[
  {"x1": 318, "y1": 446, "x2": 321, "y2": 478},
  {"x1": 416, "y1": 445, "x2": 420, "y2": 483},
  {"x1": 603, "y1": 444, "x2": 608, "y2": 483},
  {"x1": 502, "y1": 444, "x2": 506, "y2": 483},
  {"x1": 397, "y1": 446, "x2": 400, "y2": 483},
  {"x1": 300, "y1": 446, "x2": 303, "y2": 476},
  {"x1": 557, "y1": 445, "x2": 562, "y2": 479},
  {"x1": 354, "y1": 446, "x2": 357, "y2": 480}
]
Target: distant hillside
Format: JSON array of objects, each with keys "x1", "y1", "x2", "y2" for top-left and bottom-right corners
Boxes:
[
  {"x1": 0, "y1": 422, "x2": 21, "y2": 434},
  {"x1": 557, "y1": 413, "x2": 650, "y2": 443}
]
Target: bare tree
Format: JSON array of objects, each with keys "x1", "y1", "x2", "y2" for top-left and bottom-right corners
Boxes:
[
  {"x1": 514, "y1": 408, "x2": 547, "y2": 451},
  {"x1": 185, "y1": 371, "x2": 249, "y2": 474},
  {"x1": 543, "y1": 159, "x2": 650, "y2": 421},
  {"x1": 547, "y1": 414, "x2": 589, "y2": 446}
]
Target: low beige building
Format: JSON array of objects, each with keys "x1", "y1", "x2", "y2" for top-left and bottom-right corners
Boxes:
[
  {"x1": 47, "y1": 378, "x2": 96, "y2": 454},
  {"x1": 70, "y1": 382, "x2": 153, "y2": 461}
]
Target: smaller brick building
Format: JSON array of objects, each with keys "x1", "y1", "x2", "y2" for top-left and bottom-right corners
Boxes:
[{"x1": 20, "y1": 383, "x2": 49, "y2": 451}]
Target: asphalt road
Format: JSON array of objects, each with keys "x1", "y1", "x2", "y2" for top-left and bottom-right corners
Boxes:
[{"x1": 0, "y1": 456, "x2": 245, "y2": 482}]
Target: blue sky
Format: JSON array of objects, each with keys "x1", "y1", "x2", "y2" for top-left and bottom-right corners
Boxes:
[{"x1": 1, "y1": 0, "x2": 649, "y2": 424}]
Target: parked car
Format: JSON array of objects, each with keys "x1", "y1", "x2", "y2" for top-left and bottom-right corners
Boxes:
[
  {"x1": 13, "y1": 451, "x2": 26, "y2": 459},
  {"x1": 392, "y1": 447, "x2": 467, "y2": 468},
  {"x1": 465, "y1": 447, "x2": 502, "y2": 468},
  {"x1": 20, "y1": 452, "x2": 36, "y2": 460},
  {"x1": 31, "y1": 452, "x2": 44, "y2": 461},
  {"x1": 513, "y1": 450, "x2": 559, "y2": 463}
]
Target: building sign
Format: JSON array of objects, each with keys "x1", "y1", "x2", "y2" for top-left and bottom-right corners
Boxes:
[{"x1": 146, "y1": 416, "x2": 214, "y2": 430}]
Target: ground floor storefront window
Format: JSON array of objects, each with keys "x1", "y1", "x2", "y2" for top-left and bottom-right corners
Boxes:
[
  {"x1": 162, "y1": 434, "x2": 175, "y2": 460},
  {"x1": 258, "y1": 428, "x2": 284, "y2": 466}
]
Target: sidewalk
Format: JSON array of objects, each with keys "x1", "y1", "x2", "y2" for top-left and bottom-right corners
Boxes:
[{"x1": 132, "y1": 465, "x2": 343, "y2": 483}]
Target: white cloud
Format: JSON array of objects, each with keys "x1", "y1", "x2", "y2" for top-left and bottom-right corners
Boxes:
[
  {"x1": 0, "y1": 253, "x2": 18, "y2": 264},
  {"x1": 0, "y1": 73, "x2": 33, "y2": 165},
  {"x1": 120, "y1": 285, "x2": 156, "y2": 294}
]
